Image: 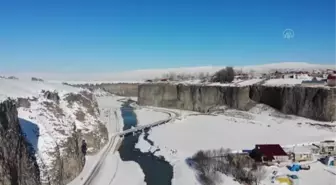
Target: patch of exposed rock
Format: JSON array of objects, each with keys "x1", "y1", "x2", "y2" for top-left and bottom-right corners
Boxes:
[
  {"x1": 0, "y1": 99, "x2": 41, "y2": 185},
  {"x1": 42, "y1": 90, "x2": 60, "y2": 104}
]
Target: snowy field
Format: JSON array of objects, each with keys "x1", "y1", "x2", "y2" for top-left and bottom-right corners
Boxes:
[
  {"x1": 4, "y1": 62, "x2": 333, "y2": 82},
  {"x1": 0, "y1": 78, "x2": 81, "y2": 101},
  {"x1": 135, "y1": 104, "x2": 336, "y2": 185},
  {"x1": 134, "y1": 108, "x2": 170, "y2": 126}
]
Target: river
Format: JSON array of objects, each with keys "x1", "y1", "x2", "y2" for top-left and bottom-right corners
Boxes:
[{"x1": 118, "y1": 101, "x2": 173, "y2": 185}]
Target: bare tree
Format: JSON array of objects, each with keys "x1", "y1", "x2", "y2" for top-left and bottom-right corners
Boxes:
[
  {"x1": 250, "y1": 165, "x2": 267, "y2": 185},
  {"x1": 211, "y1": 67, "x2": 235, "y2": 83}
]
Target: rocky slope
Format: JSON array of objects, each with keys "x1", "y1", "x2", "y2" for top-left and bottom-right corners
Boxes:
[
  {"x1": 0, "y1": 79, "x2": 109, "y2": 185},
  {"x1": 138, "y1": 83, "x2": 336, "y2": 121},
  {"x1": 17, "y1": 90, "x2": 108, "y2": 185},
  {"x1": 0, "y1": 100, "x2": 41, "y2": 185}
]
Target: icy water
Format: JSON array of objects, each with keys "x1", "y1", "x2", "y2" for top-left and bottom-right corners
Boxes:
[{"x1": 118, "y1": 101, "x2": 173, "y2": 185}]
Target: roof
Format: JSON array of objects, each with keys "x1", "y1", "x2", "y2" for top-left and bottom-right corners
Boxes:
[
  {"x1": 327, "y1": 74, "x2": 336, "y2": 80},
  {"x1": 255, "y1": 144, "x2": 288, "y2": 159}
]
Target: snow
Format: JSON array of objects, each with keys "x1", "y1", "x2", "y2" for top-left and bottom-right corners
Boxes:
[
  {"x1": 135, "y1": 104, "x2": 336, "y2": 185},
  {"x1": 236, "y1": 78, "x2": 264, "y2": 86},
  {"x1": 264, "y1": 78, "x2": 310, "y2": 86},
  {"x1": 134, "y1": 108, "x2": 170, "y2": 126},
  {"x1": 0, "y1": 78, "x2": 80, "y2": 101}
]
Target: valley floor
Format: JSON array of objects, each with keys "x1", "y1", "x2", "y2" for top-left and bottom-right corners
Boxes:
[
  {"x1": 135, "y1": 104, "x2": 336, "y2": 185},
  {"x1": 68, "y1": 95, "x2": 336, "y2": 185}
]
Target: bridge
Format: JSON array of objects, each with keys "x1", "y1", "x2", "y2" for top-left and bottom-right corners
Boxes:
[{"x1": 111, "y1": 116, "x2": 173, "y2": 137}]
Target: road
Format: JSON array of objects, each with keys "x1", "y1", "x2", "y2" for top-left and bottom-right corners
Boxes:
[{"x1": 81, "y1": 99, "x2": 179, "y2": 185}]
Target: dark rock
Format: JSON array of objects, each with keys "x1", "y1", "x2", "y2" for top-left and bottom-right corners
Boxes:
[
  {"x1": 31, "y1": 77, "x2": 44, "y2": 82},
  {"x1": 16, "y1": 98, "x2": 31, "y2": 108},
  {"x1": 138, "y1": 83, "x2": 336, "y2": 121},
  {"x1": 0, "y1": 99, "x2": 41, "y2": 185},
  {"x1": 42, "y1": 91, "x2": 60, "y2": 104}
]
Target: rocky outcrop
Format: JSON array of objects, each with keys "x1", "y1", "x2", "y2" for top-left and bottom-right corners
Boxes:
[
  {"x1": 44, "y1": 91, "x2": 108, "y2": 184},
  {"x1": 0, "y1": 100, "x2": 41, "y2": 185},
  {"x1": 16, "y1": 98, "x2": 31, "y2": 108},
  {"x1": 42, "y1": 90, "x2": 60, "y2": 104},
  {"x1": 48, "y1": 124, "x2": 85, "y2": 185},
  {"x1": 13, "y1": 90, "x2": 108, "y2": 185},
  {"x1": 138, "y1": 83, "x2": 336, "y2": 121}
]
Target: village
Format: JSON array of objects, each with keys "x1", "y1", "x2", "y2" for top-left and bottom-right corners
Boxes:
[
  {"x1": 146, "y1": 68, "x2": 336, "y2": 87},
  {"x1": 241, "y1": 139, "x2": 336, "y2": 185}
]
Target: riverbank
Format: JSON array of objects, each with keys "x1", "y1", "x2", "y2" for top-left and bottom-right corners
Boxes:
[{"x1": 118, "y1": 101, "x2": 174, "y2": 185}]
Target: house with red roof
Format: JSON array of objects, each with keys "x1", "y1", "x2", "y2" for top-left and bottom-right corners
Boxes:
[
  {"x1": 327, "y1": 74, "x2": 336, "y2": 87},
  {"x1": 249, "y1": 144, "x2": 289, "y2": 163}
]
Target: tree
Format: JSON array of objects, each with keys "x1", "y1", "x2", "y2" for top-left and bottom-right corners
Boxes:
[
  {"x1": 211, "y1": 67, "x2": 235, "y2": 83},
  {"x1": 250, "y1": 165, "x2": 267, "y2": 185}
]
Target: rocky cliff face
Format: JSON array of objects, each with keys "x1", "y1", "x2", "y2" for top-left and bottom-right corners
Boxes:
[
  {"x1": 0, "y1": 100, "x2": 41, "y2": 185},
  {"x1": 138, "y1": 83, "x2": 255, "y2": 112},
  {"x1": 17, "y1": 90, "x2": 108, "y2": 185},
  {"x1": 138, "y1": 83, "x2": 336, "y2": 121},
  {"x1": 249, "y1": 85, "x2": 336, "y2": 122}
]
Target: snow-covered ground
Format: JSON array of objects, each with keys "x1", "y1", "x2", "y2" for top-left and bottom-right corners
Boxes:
[
  {"x1": 0, "y1": 78, "x2": 81, "y2": 101},
  {"x1": 135, "y1": 104, "x2": 336, "y2": 185},
  {"x1": 134, "y1": 108, "x2": 170, "y2": 126}
]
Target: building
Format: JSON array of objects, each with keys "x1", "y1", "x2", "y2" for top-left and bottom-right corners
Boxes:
[
  {"x1": 327, "y1": 74, "x2": 336, "y2": 87},
  {"x1": 249, "y1": 144, "x2": 289, "y2": 163},
  {"x1": 319, "y1": 140, "x2": 336, "y2": 155},
  {"x1": 287, "y1": 146, "x2": 315, "y2": 162}
]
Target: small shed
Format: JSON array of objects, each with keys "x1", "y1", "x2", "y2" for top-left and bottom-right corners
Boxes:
[
  {"x1": 249, "y1": 144, "x2": 289, "y2": 163},
  {"x1": 290, "y1": 146, "x2": 314, "y2": 162}
]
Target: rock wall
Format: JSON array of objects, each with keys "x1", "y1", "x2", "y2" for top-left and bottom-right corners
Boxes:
[
  {"x1": 15, "y1": 90, "x2": 108, "y2": 185},
  {"x1": 0, "y1": 100, "x2": 41, "y2": 185},
  {"x1": 249, "y1": 85, "x2": 336, "y2": 122},
  {"x1": 138, "y1": 83, "x2": 336, "y2": 121}
]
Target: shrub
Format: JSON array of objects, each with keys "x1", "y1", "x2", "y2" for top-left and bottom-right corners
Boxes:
[
  {"x1": 211, "y1": 67, "x2": 235, "y2": 83},
  {"x1": 190, "y1": 148, "x2": 267, "y2": 185}
]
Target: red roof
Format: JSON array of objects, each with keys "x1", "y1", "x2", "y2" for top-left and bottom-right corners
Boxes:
[
  {"x1": 327, "y1": 74, "x2": 336, "y2": 80},
  {"x1": 255, "y1": 144, "x2": 287, "y2": 160}
]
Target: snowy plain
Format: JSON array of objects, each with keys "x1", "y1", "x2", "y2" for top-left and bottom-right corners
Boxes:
[
  {"x1": 4, "y1": 62, "x2": 333, "y2": 82},
  {"x1": 135, "y1": 104, "x2": 336, "y2": 185},
  {"x1": 0, "y1": 78, "x2": 81, "y2": 101}
]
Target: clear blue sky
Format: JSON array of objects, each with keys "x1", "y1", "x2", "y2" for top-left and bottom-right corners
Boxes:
[{"x1": 0, "y1": 0, "x2": 335, "y2": 73}]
